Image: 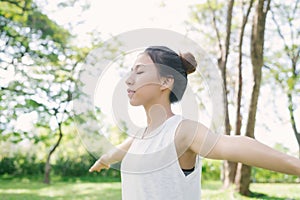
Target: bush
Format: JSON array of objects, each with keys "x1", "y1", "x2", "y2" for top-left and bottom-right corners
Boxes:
[
  {"x1": 200, "y1": 159, "x2": 299, "y2": 183},
  {"x1": 0, "y1": 157, "x2": 16, "y2": 175},
  {"x1": 202, "y1": 159, "x2": 221, "y2": 181},
  {"x1": 51, "y1": 154, "x2": 121, "y2": 177},
  {"x1": 252, "y1": 167, "x2": 298, "y2": 183},
  {"x1": 0, "y1": 155, "x2": 44, "y2": 176},
  {"x1": 0, "y1": 153, "x2": 120, "y2": 178},
  {"x1": 0, "y1": 152, "x2": 298, "y2": 183}
]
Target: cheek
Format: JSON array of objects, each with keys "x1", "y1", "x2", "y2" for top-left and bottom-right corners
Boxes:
[
  {"x1": 134, "y1": 73, "x2": 159, "y2": 88},
  {"x1": 130, "y1": 72, "x2": 161, "y2": 104},
  {"x1": 132, "y1": 84, "x2": 161, "y2": 105},
  {"x1": 139, "y1": 84, "x2": 160, "y2": 97}
]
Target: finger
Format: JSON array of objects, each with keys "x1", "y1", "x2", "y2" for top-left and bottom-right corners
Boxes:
[{"x1": 89, "y1": 166, "x2": 96, "y2": 172}]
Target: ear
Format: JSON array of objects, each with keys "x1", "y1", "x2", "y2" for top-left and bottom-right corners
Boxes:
[{"x1": 160, "y1": 76, "x2": 174, "y2": 91}]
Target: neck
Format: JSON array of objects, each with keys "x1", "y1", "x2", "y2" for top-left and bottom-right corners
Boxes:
[{"x1": 144, "y1": 102, "x2": 174, "y2": 130}]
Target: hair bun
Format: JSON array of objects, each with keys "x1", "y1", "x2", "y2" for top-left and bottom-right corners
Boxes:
[{"x1": 179, "y1": 52, "x2": 197, "y2": 75}]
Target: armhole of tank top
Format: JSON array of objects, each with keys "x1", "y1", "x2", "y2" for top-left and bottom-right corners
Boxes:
[
  {"x1": 172, "y1": 116, "x2": 191, "y2": 179},
  {"x1": 172, "y1": 117, "x2": 203, "y2": 179}
]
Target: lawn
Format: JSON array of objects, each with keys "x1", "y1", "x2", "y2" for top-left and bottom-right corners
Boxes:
[
  {"x1": 0, "y1": 176, "x2": 299, "y2": 200},
  {"x1": 201, "y1": 181, "x2": 300, "y2": 200}
]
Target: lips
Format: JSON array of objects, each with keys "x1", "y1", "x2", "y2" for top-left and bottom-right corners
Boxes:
[{"x1": 127, "y1": 89, "x2": 136, "y2": 98}]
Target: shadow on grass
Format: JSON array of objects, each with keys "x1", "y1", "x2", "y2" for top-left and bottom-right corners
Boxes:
[
  {"x1": 202, "y1": 181, "x2": 299, "y2": 200},
  {"x1": 248, "y1": 191, "x2": 294, "y2": 200}
]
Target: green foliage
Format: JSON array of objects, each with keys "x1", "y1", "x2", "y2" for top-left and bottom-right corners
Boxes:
[
  {"x1": 0, "y1": 154, "x2": 44, "y2": 176},
  {"x1": 0, "y1": 157, "x2": 16, "y2": 174},
  {"x1": 264, "y1": 1, "x2": 300, "y2": 93},
  {"x1": 108, "y1": 124, "x2": 128, "y2": 146},
  {"x1": 201, "y1": 158, "x2": 299, "y2": 183},
  {"x1": 251, "y1": 167, "x2": 299, "y2": 183},
  {"x1": 202, "y1": 159, "x2": 221, "y2": 181},
  {"x1": 53, "y1": 155, "x2": 120, "y2": 178},
  {"x1": 2, "y1": 154, "x2": 294, "y2": 182},
  {"x1": 0, "y1": 0, "x2": 80, "y2": 141},
  {"x1": 0, "y1": 0, "x2": 70, "y2": 65},
  {"x1": 0, "y1": 154, "x2": 120, "y2": 178},
  {"x1": 26, "y1": 10, "x2": 70, "y2": 45}
]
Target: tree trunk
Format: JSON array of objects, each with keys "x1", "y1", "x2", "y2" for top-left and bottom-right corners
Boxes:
[
  {"x1": 235, "y1": 0, "x2": 271, "y2": 195},
  {"x1": 44, "y1": 122, "x2": 63, "y2": 184},
  {"x1": 207, "y1": 0, "x2": 234, "y2": 185},
  {"x1": 225, "y1": 0, "x2": 255, "y2": 189},
  {"x1": 287, "y1": 93, "x2": 300, "y2": 157},
  {"x1": 287, "y1": 59, "x2": 300, "y2": 158},
  {"x1": 216, "y1": 0, "x2": 236, "y2": 188},
  {"x1": 287, "y1": 92, "x2": 300, "y2": 182},
  {"x1": 223, "y1": 0, "x2": 255, "y2": 188}
]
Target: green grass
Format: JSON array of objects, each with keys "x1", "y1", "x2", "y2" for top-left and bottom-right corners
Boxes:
[
  {"x1": 0, "y1": 175, "x2": 121, "y2": 200},
  {"x1": 0, "y1": 176, "x2": 299, "y2": 200},
  {"x1": 201, "y1": 181, "x2": 300, "y2": 200}
]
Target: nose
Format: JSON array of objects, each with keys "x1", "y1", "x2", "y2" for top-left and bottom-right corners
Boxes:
[{"x1": 125, "y1": 73, "x2": 134, "y2": 86}]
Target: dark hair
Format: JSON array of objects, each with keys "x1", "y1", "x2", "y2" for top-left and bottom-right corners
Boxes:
[{"x1": 144, "y1": 46, "x2": 197, "y2": 103}]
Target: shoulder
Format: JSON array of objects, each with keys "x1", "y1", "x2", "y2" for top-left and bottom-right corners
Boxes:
[
  {"x1": 176, "y1": 118, "x2": 222, "y2": 157},
  {"x1": 176, "y1": 118, "x2": 207, "y2": 135},
  {"x1": 175, "y1": 118, "x2": 214, "y2": 143},
  {"x1": 175, "y1": 118, "x2": 204, "y2": 144}
]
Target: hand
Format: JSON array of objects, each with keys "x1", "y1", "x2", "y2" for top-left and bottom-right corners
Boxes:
[{"x1": 89, "y1": 156, "x2": 110, "y2": 172}]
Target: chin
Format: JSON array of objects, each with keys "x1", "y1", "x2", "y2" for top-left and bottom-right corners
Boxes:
[{"x1": 129, "y1": 100, "x2": 142, "y2": 106}]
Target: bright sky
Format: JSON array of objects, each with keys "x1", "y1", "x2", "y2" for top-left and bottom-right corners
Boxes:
[
  {"x1": 38, "y1": 0, "x2": 201, "y2": 43},
  {"x1": 1, "y1": 0, "x2": 298, "y2": 153}
]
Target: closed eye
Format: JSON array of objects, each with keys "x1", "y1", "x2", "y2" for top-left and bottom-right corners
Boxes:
[{"x1": 136, "y1": 71, "x2": 144, "y2": 74}]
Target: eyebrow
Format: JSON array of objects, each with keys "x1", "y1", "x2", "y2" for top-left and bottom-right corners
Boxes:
[{"x1": 130, "y1": 64, "x2": 147, "y2": 71}]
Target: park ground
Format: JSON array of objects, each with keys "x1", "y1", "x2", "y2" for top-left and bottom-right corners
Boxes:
[{"x1": 0, "y1": 176, "x2": 299, "y2": 200}]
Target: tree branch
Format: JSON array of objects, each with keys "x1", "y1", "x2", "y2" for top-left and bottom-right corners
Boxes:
[
  {"x1": 207, "y1": 0, "x2": 223, "y2": 55},
  {"x1": 224, "y1": 0, "x2": 234, "y2": 66},
  {"x1": 270, "y1": 8, "x2": 292, "y2": 59},
  {"x1": 2, "y1": 0, "x2": 31, "y2": 12},
  {"x1": 292, "y1": 0, "x2": 300, "y2": 17},
  {"x1": 287, "y1": 93, "x2": 300, "y2": 144}
]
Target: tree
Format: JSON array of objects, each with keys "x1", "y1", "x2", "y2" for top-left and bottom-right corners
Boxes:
[
  {"x1": 188, "y1": 0, "x2": 252, "y2": 189},
  {"x1": 267, "y1": 0, "x2": 300, "y2": 158},
  {"x1": 234, "y1": 0, "x2": 271, "y2": 195},
  {"x1": 188, "y1": 0, "x2": 278, "y2": 195},
  {"x1": 189, "y1": 0, "x2": 235, "y2": 187},
  {"x1": 227, "y1": 0, "x2": 255, "y2": 188},
  {"x1": 0, "y1": 0, "x2": 70, "y2": 135},
  {"x1": 0, "y1": 0, "x2": 90, "y2": 184},
  {"x1": 232, "y1": 0, "x2": 254, "y2": 188}
]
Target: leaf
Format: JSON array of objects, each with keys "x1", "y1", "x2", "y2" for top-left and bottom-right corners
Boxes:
[
  {"x1": 25, "y1": 99, "x2": 42, "y2": 108},
  {"x1": 287, "y1": 77, "x2": 295, "y2": 90},
  {"x1": 8, "y1": 132, "x2": 23, "y2": 143}
]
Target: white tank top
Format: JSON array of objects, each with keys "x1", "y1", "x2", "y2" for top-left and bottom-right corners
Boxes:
[{"x1": 121, "y1": 115, "x2": 202, "y2": 200}]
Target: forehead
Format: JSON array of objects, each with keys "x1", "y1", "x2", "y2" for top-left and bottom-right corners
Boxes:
[
  {"x1": 131, "y1": 53, "x2": 155, "y2": 70},
  {"x1": 135, "y1": 53, "x2": 153, "y2": 63}
]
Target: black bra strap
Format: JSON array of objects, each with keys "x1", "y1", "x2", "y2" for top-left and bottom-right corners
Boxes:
[{"x1": 182, "y1": 167, "x2": 195, "y2": 176}]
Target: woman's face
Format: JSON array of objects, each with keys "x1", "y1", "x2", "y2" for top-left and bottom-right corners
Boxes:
[{"x1": 125, "y1": 53, "x2": 162, "y2": 106}]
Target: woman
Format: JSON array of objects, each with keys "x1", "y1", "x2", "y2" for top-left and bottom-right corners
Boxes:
[{"x1": 89, "y1": 46, "x2": 300, "y2": 200}]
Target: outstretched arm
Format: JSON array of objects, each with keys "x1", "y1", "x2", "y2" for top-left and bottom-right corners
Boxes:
[
  {"x1": 89, "y1": 137, "x2": 133, "y2": 172},
  {"x1": 206, "y1": 135, "x2": 300, "y2": 176},
  {"x1": 181, "y1": 120, "x2": 300, "y2": 176}
]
